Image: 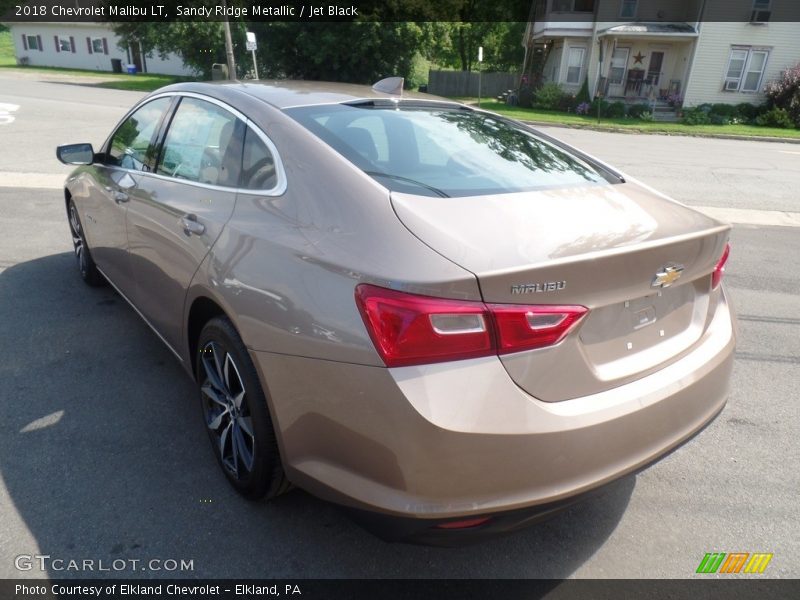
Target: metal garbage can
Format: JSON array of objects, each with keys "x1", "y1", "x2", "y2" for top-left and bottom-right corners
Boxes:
[{"x1": 211, "y1": 63, "x2": 229, "y2": 81}]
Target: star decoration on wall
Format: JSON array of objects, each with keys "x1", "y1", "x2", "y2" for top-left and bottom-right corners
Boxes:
[{"x1": 633, "y1": 51, "x2": 646, "y2": 64}]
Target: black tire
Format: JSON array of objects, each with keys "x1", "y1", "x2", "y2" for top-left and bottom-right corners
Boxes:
[
  {"x1": 196, "y1": 316, "x2": 290, "y2": 500},
  {"x1": 67, "y1": 198, "x2": 104, "y2": 287}
]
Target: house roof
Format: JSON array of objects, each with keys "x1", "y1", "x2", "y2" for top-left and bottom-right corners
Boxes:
[{"x1": 598, "y1": 22, "x2": 698, "y2": 37}]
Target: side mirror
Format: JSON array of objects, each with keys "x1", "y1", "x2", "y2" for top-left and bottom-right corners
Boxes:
[{"x1": 57, "y1": 143, "x2": 95, "y2": 165}]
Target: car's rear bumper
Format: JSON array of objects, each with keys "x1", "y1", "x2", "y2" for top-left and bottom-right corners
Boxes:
[{"x1": 251, "y1": 289, "x2": 735, "y2": 529}]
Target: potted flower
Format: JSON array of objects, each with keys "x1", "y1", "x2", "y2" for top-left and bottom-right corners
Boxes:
[{"x1": 667, "y1": 93, "x2": 683, "y2": 108}]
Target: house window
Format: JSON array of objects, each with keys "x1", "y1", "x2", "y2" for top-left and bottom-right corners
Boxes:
[
  {"x1": 724, "y1": 47, "x2": 769, "y2": 92},
  {"x1": 91, "y1": 38, "x2": 105, "y2": 54},
  {"x1": 620, "y1": 0, "x2": 638, "y2": 19},
  {"x1": 566, "y1": 47, "x2": 585, "y2": 84},
  {"x1": 26, "y1": 35, "x2": 39, "y2": 51},
  {"x1": 751, "y1": 0, "x2": 771, "y2": 22},
  {"x1": 58, "y1": 37, "x2": 72, "y2": 52},
  {"x1": 552, "y1": 0, "x2": 594, "y2": 12},
  {"x1": 608, "y1": 47, "x2": 630, "y2": 85}
]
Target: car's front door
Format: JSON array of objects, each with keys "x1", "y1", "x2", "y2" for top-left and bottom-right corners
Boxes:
[
  {"x1": 124, "y1": 95, "x2": 245, "y2": 354},
  {"x1": 87, "y1": 97, "x2": 173, "y2": 293}
]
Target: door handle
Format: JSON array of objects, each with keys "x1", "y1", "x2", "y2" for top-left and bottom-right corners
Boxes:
[
  {"x1": 114, "y1": 191, "x2": 129, "y2": 203},
  {"x1": 181, "y1": 214, "x2": 205, "y2": 236}
]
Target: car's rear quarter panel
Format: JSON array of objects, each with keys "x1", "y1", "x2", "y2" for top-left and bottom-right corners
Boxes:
[{"x1": 190, "y1": 99, "x2": 481, "y2": 367}]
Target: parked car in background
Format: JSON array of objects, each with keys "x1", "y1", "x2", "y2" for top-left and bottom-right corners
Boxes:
[{"x1": 57, "y1": 79, "x2": 735, "y2": 544}]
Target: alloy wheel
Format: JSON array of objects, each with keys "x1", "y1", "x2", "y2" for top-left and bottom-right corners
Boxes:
[
  {"x1": 200, "y1": 341, "x2": 256, "y2": 480},
  {"x1": 68, "y1": 203, "x2": 87, "y2": 276}
]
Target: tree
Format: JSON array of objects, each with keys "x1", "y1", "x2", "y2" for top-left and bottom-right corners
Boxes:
[
  {"x1": 764, "y1": 62, "x2": 800, "y2": 127},
  {"x1": 248, "y1": 22, "x2": 424, "y2": 85},
  {"x1": 113, "y1": 22, "x2": 248, "y2": 79},
  {"x1": 420, "y1": 22, "x2": 525, "y2": 73}
]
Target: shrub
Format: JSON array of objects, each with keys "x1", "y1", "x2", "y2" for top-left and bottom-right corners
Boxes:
[
  {"x1": 710, "y1": 103, "x2": 738, "y2": 117},
  {"x1": 518, "y1": 86, "x2": 534, "y2": 108},
  {"x1": 575, "y1": 101, "x2": 591, "y2": 115},
  {"x1": 557, "y1": 92, "x2": 577, "y2": 112},
  {"x1": 755, "y1": 107, "x2": 795, "y2": 128},
  {"x1": 575, "y1": 77, "x2": 591, "y2": 105},
  {"x1": 682, "y1": 107, "x2": 711, "y2": 125},
  {"x1": 763, "y1": 62, "x2": 800, "y2": 126},
  {"x1": 709, "y1": 114, "x2": 731, "y2": 125},
  {"x1": 734, "y1": 102, "x2": 764, "y2": 122},
  {"x1": 588, "y1": 99, "x2": 625, "y2": 118},
  {"x1": 533, "y1": 82, "x2": 565, "y2": 110},
  {"x1": 638, "y1": 111, "x2": 654, "y2": 122},
  {"x1": 606, "y1": 101, "x2": 626, "y2": 118},
  {"x1": 627, "y1": 103, "x2": 651, "y2": 118},
  {"x1": 667, "y1": 93, "x2": 683, "y2": 108},
  {"x1": 589, "y1": 98, "x2": 609, "y2": 116}
]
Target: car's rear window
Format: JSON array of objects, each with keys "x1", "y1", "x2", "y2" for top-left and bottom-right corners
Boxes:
[{"x1": 285, "y1": 103, "x2": 610, "y2": 197}]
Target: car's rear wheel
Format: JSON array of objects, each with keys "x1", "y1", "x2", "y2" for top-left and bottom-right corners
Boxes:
[
  {"x1": 67, "y1": 198, "x2": 104, "y2": 286},
  {"x1": 197, "y1": 317, "x2": 289, "y2": 499}
]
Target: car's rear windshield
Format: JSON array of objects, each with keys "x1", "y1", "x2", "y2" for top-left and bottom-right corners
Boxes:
[{"x1": 285, "y1": 103, "x2": 611, "y2": 197}]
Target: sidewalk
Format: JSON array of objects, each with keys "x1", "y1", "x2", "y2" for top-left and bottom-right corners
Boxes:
[{"x1": 518, "y1": 118, "x2": 800, "y2": 145}]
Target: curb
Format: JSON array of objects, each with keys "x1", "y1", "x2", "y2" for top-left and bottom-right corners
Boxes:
[{"x1": 518, "y1": 119, "x2": 800, "y2": 144}]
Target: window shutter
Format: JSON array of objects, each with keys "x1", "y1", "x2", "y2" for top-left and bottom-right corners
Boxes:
[
  {"x1": 22, "y1": 35, "x2": 28, "y2": 51},
  {"x1": 54, "y1": 36, "x2": 60, "y2": 53},
  {"x1": 87, "y1": 37, "x2": 92, "y2": 54},
  {"x1": 70, "y1": 37, "x2": 76, "y2": 53},
  {"x1": 37, "y1": 35, "x2": 43, "y2": 52},
  {"x1": 102, "y1": 38, "x2": 108, "y2": 55}
]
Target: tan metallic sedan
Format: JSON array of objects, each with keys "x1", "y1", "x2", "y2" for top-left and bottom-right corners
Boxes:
[{"x1": 57, "y1": 80, "x2": 735, "y2": 544}]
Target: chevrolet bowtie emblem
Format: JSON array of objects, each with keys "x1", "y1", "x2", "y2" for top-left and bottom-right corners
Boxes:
[{"x1": 652, "y1": 264, "x2": 684, "y2": 288}]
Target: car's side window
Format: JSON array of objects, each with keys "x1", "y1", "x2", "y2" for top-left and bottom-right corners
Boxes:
[
  {"x1": 156, "y1": 97, "x2": 244, "y2": 187},
  {"x1": 240, "y1": 126, "x2": 278, "y2": 191},
  {"x1": 106, "y1": 97, "x2": 171, "y2": 172}
]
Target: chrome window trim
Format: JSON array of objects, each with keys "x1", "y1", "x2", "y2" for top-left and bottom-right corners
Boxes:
[{"x1": 103, "y1": 91, "x2": 287, "y2": 197}]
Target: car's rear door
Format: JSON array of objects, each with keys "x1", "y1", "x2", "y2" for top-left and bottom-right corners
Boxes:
[{"x1": 124, "y1": 95, "x2": 245, "y2": 354}]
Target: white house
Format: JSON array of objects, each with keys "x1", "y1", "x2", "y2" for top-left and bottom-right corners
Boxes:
[
  {"x1": 525, "y1": 0, "x2": 800, "y2": 108},
  {"x1": 7, "y1": 22, "x2": 194, "y2": 76}
]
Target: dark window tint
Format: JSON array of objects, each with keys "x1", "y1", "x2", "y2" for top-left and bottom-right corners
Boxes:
[
  {"x1": 157, "y1": 97, "x2": 244, "y2": 187},
  {"x1": 241, "y1": 127, "x2": 278, "y2": 190},
  {"x1": 107, "y1": 97, "x2": 171, "y2": 171},
  {"x1": 287, "y1": 104, "x2": 609, "y2": 198}
]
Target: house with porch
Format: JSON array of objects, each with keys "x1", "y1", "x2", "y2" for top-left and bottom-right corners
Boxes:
[{"x1": 524, "y1": 0, "x2": 800, "y2": 118}]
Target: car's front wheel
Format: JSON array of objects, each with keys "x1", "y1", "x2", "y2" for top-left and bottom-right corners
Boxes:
[
  {"x1": 197, "y1": 316, "x2": 289, "y2": 499},
  {"x1": 67, "y1": 198, "x2": 104, "y2": 286}
]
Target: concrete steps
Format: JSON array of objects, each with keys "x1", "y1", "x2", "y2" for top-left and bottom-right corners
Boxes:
[{"x1": 652, "y1": 102, "x2": 679, "y2": 122}]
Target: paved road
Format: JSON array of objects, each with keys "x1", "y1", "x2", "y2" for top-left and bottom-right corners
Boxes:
[{"x1": 0, "y1": 75, "x2": 798, "y2": 579}]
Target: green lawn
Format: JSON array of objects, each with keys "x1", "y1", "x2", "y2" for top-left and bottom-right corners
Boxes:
[{"x1": 465, "y1": 99, "x2": 800, "y2": 140}]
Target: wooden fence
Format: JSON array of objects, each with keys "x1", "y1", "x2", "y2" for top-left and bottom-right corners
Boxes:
[{"x1": 427, "y1": 70, "x2": 520, "y2": 98}]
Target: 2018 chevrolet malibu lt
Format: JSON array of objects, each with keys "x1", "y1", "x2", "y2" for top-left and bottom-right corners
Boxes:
[{"x1": 57, "y1": 79, "x2": 735, "y2": 543}]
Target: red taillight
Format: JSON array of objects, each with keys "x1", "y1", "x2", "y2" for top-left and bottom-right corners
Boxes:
[
  {"x1": 711, "y1": 243, "x2": 730, "y2": 290},
  {"x1": 355, "y1": 284, "x2": 587, "y2": 367},
  {"x1": 489, "y1": 304, "x2": 588, "y2": 354},
  {"x1": 355, "y1": 285, "x2": 493, "y2": 367}
]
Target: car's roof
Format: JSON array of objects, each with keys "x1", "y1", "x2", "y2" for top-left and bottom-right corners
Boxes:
[{"x1": 157, "y1": 80, "x2": 456, "y2": 111}]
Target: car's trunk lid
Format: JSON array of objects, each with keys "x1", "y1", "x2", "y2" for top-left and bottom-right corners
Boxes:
[{"x1": 390, "y1": 182, "x2": 730, "y2": 401}]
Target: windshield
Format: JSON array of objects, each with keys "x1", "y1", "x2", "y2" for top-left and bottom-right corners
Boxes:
[{"x1": 285, "y1": 104, "x2": 610, "y2": 197}]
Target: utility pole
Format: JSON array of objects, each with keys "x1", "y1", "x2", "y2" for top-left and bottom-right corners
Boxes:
[{"x1": 222, "y1": 0, "x2": 236, "y2": 79}]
